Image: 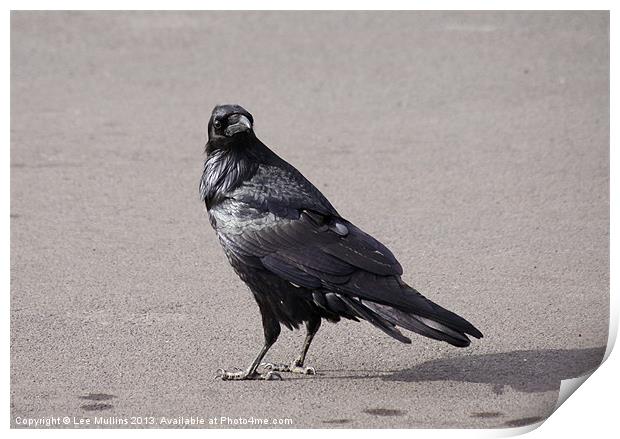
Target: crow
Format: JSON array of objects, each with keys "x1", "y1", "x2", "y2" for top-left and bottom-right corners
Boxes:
[{"x1": 200, "y1": 104, "x2": 482, "y2": 380}]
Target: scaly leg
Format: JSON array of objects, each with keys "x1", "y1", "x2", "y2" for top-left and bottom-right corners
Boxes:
[
  {"x1": 262, "y1": 316, "x2": 321, "y2": 375},
  {"x1": 216, "y1": 306, "x2": 282, "y2": 381}
]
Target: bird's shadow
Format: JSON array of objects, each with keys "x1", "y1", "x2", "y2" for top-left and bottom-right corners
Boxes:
[
  {"x1": 384, "y1": 346, "x2": 606, "y2": 394},
  {"x1": 318, "y1": 346, "x2": 605, "y2": 395}
]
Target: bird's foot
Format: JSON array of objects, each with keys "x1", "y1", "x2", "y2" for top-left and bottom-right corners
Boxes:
[
  {"x1": 215, "y1": 367, "x2": 282, "y2": 381},
  {"x1": 261, "y1": 360, "x2": 316, "y2": 375}
]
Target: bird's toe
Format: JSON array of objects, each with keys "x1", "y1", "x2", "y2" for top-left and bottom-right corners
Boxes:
[{"x1": 304, "y1": 366, "x2": 316, "y2": 375}]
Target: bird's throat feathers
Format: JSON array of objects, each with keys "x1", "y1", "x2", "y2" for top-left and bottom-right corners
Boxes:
[{"x1": 200, "y1": 146, "x2": 259, "y2": 209}]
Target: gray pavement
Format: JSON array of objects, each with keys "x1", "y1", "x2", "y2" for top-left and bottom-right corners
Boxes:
[{"x1": 10, "y1": 11, "x2": 609, "y2": 428}]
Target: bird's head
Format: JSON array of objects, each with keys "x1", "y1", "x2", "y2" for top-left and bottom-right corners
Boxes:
[{"x1": 207, "y1": 104, "x2": 255, "y2": 150}]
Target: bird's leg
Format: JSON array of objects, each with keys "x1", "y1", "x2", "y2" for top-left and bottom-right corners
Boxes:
[
  {"x1": 216, "y1": 309, "x2": 282, "y2": 381},
  {"x1": 215, "y1": 344, "x2": 280, "y2": 381},
  {"x1": 262, "y1": 317, "x2": 321, "y2": 375},
  {"x1": 292, "y1": 317, "x2": 321, "y2": 371}
]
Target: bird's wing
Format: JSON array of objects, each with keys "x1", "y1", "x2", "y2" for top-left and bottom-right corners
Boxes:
[
  {"x1": 221, "y1": 162, "x2": 402, "y2": 277},
  {"x1": 216, "y1": 199, "x2": 403, "y2": 290}
]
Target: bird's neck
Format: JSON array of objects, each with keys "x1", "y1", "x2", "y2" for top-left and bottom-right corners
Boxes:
[{"x1": 200, "y1": 143, "x2": 260, "y2": 209}]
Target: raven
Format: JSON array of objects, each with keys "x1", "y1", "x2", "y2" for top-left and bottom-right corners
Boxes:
[{"x1": 200, "y1": 104, "x2": 482, "y2": 380}]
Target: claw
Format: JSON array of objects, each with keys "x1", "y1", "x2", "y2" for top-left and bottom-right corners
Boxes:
[
  {"x1": 305, "y1": 367, "x2": 316, "y2": 375},
  {"x1": 215, "y1": 368, "x2": 225, "y2": 379}
]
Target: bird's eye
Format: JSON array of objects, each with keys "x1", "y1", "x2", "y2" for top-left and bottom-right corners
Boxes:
[{"x1": 213, "y1": 120, "x2": 222, "y2": 129}]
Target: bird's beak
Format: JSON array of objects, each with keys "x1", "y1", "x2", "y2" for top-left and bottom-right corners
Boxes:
[{"x1": 225, "y1": 114, "x2": 252, "y2": 137}]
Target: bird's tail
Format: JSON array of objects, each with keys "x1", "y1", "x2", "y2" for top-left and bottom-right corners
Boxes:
[
  {"x1": 318, "y1": 283, "x2": 483, "y2": 347},
  {"x1": 362, "y1": 298, "x2": 482, "y2": 347}
]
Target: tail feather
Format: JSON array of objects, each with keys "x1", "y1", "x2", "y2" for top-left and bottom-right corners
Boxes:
[
  {"x1": 363, "y1": 301, "x2": 472, "y2": 347},
  {"x1": 399, "y1": 284, "x2": 483, "y2": 340},
  {"x1": 337, "y1": 294, "x2": 412, "y2": 344}
]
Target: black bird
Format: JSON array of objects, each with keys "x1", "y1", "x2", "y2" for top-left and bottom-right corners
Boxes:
[{"x1": 200, "y1": 104, "x2": 483, "y2": 380}]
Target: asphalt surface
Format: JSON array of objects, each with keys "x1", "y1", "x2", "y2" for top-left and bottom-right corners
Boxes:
[{"x1": 10, "y1": 11, "x2": 609, "y2": 428}]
